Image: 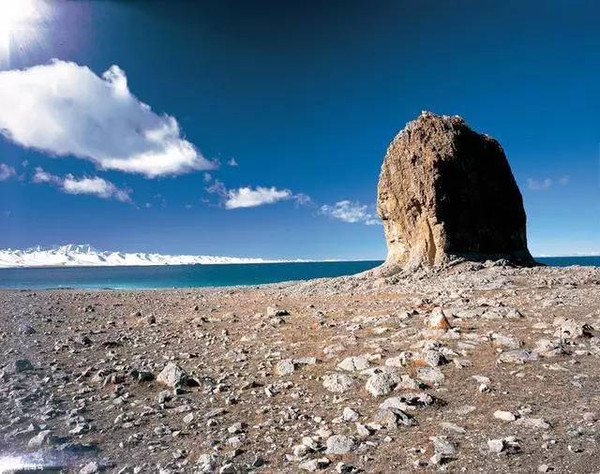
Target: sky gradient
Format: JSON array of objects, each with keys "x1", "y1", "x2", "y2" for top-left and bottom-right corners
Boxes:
[{"x1": 0, "y1": 0, "x2": 598, "y2": 259}]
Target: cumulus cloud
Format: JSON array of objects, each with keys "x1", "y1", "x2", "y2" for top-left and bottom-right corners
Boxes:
[
  {"x1": 0, "y1": 163, "x2": 16, "y2": 181},
  {"x1": 320, "y1": 200, "x2": 380, "y2": 225},
  {"x1": 32, "y1": 167, "x2": 131, "y2": 202},
  {"x1": 225, "y1": 186, "x2": 292, "y2": 209},
  {"x1": 527, "y1": 178, "x2": 553, "y2": 191},
  {"x1": 0, "y1": 60, "x2": 216, "y2": 177}
]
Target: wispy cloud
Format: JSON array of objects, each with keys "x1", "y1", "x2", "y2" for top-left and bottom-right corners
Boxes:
[
  {"x1": 0, "y1": 163, "x2": 16, "y2": 181},
  {"x1": 227, "y1": 158, "x2": 238, "y2": 167},
  {"x1": 319, "y1": 200, "x2": 381, "y2": 225},
  {"x1": 0, "y1": 60, "x2": 216, "y2": 178},
  {"x1": 32, "y1": 167, "x2": 132, "y2": 203},
  {"x1": 527, "y1": 178, "x2": 553, "y2": 191},
  {"x1": 527, "y1": 175, "x2": 570, "y2": 191}
]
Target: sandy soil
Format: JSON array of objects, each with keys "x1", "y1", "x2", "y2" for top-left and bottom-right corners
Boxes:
[{"x1": 1, "y1": 262, "x2": 600, "y2": 473}]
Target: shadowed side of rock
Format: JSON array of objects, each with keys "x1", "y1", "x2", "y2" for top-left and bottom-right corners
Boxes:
[{"x1": 376, "y1": 111, "x2": 533, "y2": 274}]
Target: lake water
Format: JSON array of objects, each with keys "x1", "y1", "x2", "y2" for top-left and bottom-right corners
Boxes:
[{"x1": 0, "y1": 257, "x2": 597, "y2": 289}]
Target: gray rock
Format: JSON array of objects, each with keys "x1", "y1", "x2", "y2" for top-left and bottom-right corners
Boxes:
[
  {"x1": 487, "y1": 436, "x2": 520, "y2": 454},
  {"x1": 156, "y1": 362, "x2": 187, "y2": 387},
  {"x1": 375, "y1": 407, "x2": 416, "y2": 428},
  {"x1": 337, "y1": 356, "x2": 370, "y2": 372},
  {"x1": 517, "y1": 417, "x2": 551, "y2": 430},
  {"x1": 322, "y1": 374, "x2": 355, "y2": 393},
  {"x1": 299, "y1": 457, "x2": 330, "y2": 471},
  {"x1": 266, "y1": 306, "x2": 289, "y2": 317},
  {"x1": 417, "y1": 367, "x2": 445, "y2": 385},
  {"x1": 493, "y1": 410, "x2": 516, "y2": 422},
  {"x1": 365, "y1": 373, "x2": 397, "y2": 396},
  {"x1": 28, "y1": 430, "x2": 55, "y2": 448},
  {"x1": 13, "y1": 359, "x2": 34, "y2": 373},
  {"x1": 498, "y1": 349, "x2": 538, "y2": 364},
  {"x1": 79, "y1": 461, "x2": 100, "y2": 474},
  {"x1": 342, "y1": 407, "x2": 360, "y2": 422},
  {"x1": 276, "y1": 359, "x2": 296, "y2": 375},
  {"x1": 355, "y1": 423, "x2": 371, "y2": 438},
  {"x1": 430, "y1": 436, "x2": 457, "y2": 464},
  {"x1": 326, "y1": 435, "x2": 356, "y2": 454}
]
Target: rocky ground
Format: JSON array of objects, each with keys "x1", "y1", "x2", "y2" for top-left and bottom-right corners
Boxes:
[{"x1": 1, "y1": 261, "x2": 600, "y2": 473}]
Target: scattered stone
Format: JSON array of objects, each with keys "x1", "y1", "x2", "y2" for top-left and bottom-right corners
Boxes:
[
  {"x1": 494, "y1": 410, "x2": 516, "y2": 422},
  {"x1": 337, "y1": 356, "x2": 370, "y2": 372},
  {"x1": 156, "y1": 362, "x2": 188, "y2": 388},
  {"x1": 375, "y1": 407, "x2": 416, "y2": 428},
  {"x1": 487, "y1": 437, "x2": 521, "y2": 454},
  {"x1": 299, "y1": 457, "x2": 331, "y2": 471},
  {"x1": 428, "y1": 308, "x2": 452, "y2": 330},
  {"x1": 430, "y1": 436, "x2": 457, "y2": 464},
  {"x1": 275, "y1": 359, "x2": 296, "y2": 375},
  {"x1": 498, "y1": 349, "x2": 539, "y2": 364},
  {"x1": 355, "y1": 423, "x2": 371, "y2": 438},
  {"x1": 266, "y1": 306, "x2": 289, "y2": 317},
  {"x1": 342, "y1": 407, "x2": 360, "y2": 422},
  {"x1": 28, "y1": 430, "x2": 55, "y2": 448},
  {"x1": 79, "y1": 461, "x2": 100, "y2": 474},
  {"x1": 326, "y1": 435, "x2": 356, "y2": 455},
  {"x1": 322, "y1": 374, "x2": 355, "y2": 393},
  {"x1": 13, "y1": 359, "x2": 34, "y2": 373},
  {"x1": 517, "y1": 417, "x2": 551, "y2": 430},
  {"x1": 417, "y1": 367, "x2": 445, "y2": 385}
]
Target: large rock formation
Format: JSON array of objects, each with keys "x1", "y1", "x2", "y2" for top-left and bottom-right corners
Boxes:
[{"x1": 377, "y1": 111, "x2": 533, "y2": 273}]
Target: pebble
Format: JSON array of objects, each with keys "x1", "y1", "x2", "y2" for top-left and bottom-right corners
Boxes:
[{"x1": 494, "y1": 410, "x2": 516, "y2": 422}]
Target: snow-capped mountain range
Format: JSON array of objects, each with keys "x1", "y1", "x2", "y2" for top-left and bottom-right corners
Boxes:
[{"x1": 0, "y1": 244, "x2": 290, "y2": 268}]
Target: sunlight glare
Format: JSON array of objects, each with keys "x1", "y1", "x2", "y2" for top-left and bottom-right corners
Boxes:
[{"x1": 0, "y1": 0, "x2": 48, "y2": 68}]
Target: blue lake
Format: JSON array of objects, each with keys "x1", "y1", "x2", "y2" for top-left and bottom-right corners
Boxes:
[{"x1": 0, "y1": 257, "x2": 596, "y2": 289}]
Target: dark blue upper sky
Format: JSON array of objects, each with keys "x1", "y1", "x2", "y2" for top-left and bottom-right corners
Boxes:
[{"x1": 0, "y1": 0, "x2": 598, "y2": 258}]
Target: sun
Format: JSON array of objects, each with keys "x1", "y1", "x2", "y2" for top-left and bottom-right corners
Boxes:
[
  {"x1": 0, "y1": 0, "x2": 38, "y2": 25},
  {"x1": 0, "y1": 0, "x2": 48, "y2": 68}
]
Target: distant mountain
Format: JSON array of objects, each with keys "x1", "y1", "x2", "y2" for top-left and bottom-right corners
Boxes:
[{"x1": 0, "y1": 244, "x2": 288, "y2": 268}]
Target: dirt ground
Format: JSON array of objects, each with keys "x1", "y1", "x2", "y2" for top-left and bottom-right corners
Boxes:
[{"x1": 1, "y1": 262, "x2": 599, "y2": 473}]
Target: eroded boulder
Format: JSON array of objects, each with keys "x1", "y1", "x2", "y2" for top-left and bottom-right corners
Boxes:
[{"x1": 376, "y1": 111, "x2": 533, "y2": 273}]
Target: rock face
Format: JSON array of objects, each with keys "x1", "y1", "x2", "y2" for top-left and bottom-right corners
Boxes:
[{"x1": 377, "y1": 111, "x2": 533, "y2": 272}]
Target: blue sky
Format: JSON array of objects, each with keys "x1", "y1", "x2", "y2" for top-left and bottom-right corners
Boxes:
[{"x1": 0, "y1": 0, "x2": 598, "y2": 259}]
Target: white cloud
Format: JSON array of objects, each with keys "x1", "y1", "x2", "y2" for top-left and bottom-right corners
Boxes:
[
  {"x1": 225, "y1": 186, "x2": 292, "y2": 209},
  {"x1": 320, "y1": 200, "x2": 380, "y2": 225},
  {"x1": 227, "y1": 158, "x2": 238, "y2": 167},
  {"x1": 0, "y1": 163, "x2": 16, "y2": 181},
  {"x1": 205, "y1": 179, "x2": 305, "y2": 209},
  {"x1": 527, "y1": 178, "x2": 553, "y2": 191},
  {"x1": 0, "y1": 60, "x2": 216, "y2": 177},
  {"x1": 32, "y1": 167, "x2": 131, "y2": 202}
]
